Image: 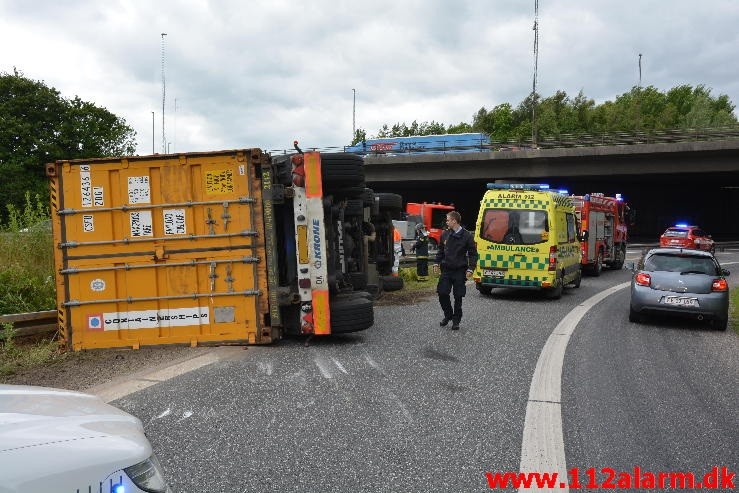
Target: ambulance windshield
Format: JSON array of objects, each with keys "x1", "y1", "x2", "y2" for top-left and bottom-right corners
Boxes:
[{"x1": 481, "y1": 209, "x2": 548, "y2": 245}]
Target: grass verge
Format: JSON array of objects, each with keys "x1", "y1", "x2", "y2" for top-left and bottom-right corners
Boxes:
[{"x1": 0, "y1": 323, "x2": 64, "y2": 378}]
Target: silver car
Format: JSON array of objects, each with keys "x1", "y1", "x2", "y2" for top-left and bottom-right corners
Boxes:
[
  {"x1": 0, "y1": 384, "x2": 172, "y2": 493},
  {"x1": 629, "y1": 248, "x2": 731, "y2": 330}
]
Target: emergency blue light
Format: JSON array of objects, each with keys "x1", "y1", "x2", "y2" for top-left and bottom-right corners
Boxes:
[
  {"x1": 113, "y1": 484, "x2": 125, "y2": 493},
  {"x1": 675, "y1": 223, "x2": 688, "y2": 228},
  {"x1": 615, "y1": 193, "x2": 623, "y2": 201},
  {"x1": 486, "y1": 183, "x2": 550, "y2": 191},
  {"x1": 558, "y1": 189, "x2": 569, "y2": 195}
]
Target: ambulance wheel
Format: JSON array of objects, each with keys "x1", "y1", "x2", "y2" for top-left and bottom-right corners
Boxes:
[
  {"x1": 544, "y1": 278, "x2": 563, "y2": 299},
  {"x1": 476, "y1": 284, "x2": 493, "y2": 295},
  {"x1": 320, "y1": 153, "x2": 365, "y2": 188},
  {"x1": 381, "y1": 275, "x2": 404, "y2": 291},
  {"x1": 571, "y1": 268, "x2": 582, "y2": 288},
  {"x1": 329, "y1": 295, "x2": 374, "y2": 333}
]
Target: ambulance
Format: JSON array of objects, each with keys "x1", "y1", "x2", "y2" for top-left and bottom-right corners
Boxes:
[{"x1": 472, "y1": 183, "x2": 582, "y2": 299}]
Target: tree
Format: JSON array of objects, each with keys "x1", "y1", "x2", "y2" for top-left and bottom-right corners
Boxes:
[
  {"x1": 351, "y1": 128, "x2": 367, "y2": 146},
  {"x1": 0, "y1": 70, "x2": 137, "y2": 220}
]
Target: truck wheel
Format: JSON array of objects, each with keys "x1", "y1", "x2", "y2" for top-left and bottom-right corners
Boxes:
[
  {"x1": 361, "y1": 188, "x2": 375, "y2": 207},
  {"x1": 611, "y1": 245, "x2": 626, "y2": 270},
  {"x1": 320, "y1": 153, "x2": 365, "y2": 188},
  {"x1": 344, "y1": 199, "x2": 364, "y2": 217},
  {"x1": 590, "y1": 251, "x2": 603, "y2": 277},
  {"x1": 347, "y1": 271, "x2": 368, "y2": 290},
  {"x1": 381, "y1": 275, "x2": 404, "y2": 291},
  {"x1": 329, "y1": 296, "x2": 374, "y2": 333},
  {"x1": 376, "y1": 192, "x2": 402, "y2": 210}
]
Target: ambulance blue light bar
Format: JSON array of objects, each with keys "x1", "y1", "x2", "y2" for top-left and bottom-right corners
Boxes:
[
  {"x1": 486, "y1": 183, "x2": 550, "y2": 191},
  {"x1": 675, "y1": 223, "x2": 689, "y2": 228},
  {"x1": 558, "y1": 189, "x2": 569, "y2": 195}
]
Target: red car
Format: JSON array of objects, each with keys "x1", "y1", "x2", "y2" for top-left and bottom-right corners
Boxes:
[{"x1": 659, "y1": 225, "x2": 715, "y2": 253}]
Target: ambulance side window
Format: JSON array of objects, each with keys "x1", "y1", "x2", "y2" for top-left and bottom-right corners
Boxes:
[{"x1": 566, "y1": 213, "x2": 577, "y2": 242}]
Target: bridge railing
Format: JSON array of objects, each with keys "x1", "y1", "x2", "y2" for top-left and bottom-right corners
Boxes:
[{"x1": 266, "y1": 124, "x2": 739, "y2": 156}]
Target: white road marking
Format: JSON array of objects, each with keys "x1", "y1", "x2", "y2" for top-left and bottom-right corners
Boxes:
[
  {"x1": 331, "y1": 357, "x2": 349, "y2": 374},
  {"x1": 314, "y1": 357, "x2": 334, "y2": 379},
  {"x1": 178, "y1": 410, "x2": 193, "y2": 422},
  {"x1": 257, "y1": 361, "x2": 274, "y2": 375},
  {"x1": 719, "y1": 261, "x2": 739, "y2": 265},
  {"x1": 152, "y1": 408, "x2": 171, "y2": 421},
  {"x1": 519, "y1": 282, "x2": 630, "y2": 492}
]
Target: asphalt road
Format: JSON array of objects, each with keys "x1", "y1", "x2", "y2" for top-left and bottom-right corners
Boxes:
[
  {"x1": 113, "y1": 249, "x2": 739, "y2": 492},
  {"x1": 562, "y1": 249, "x2": 739, "y2": 490}
]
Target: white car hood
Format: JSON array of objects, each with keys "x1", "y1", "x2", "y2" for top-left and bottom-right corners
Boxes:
[{"x1": 0, "y1": 385, "x2": 152, "y2": 493}]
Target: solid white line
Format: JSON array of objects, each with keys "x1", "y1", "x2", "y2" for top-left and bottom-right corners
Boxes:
[{"x1": 519, "y1": 282, "x2": 630, "y2": 492}]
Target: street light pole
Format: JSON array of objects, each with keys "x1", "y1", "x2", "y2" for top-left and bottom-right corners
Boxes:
[
  {"x1": 638, "y1": 53, "x2": 642, "y2": 88},
  {"x1": 151, "y1": 111, "x2": 155, "y2": 154},
  {"x1": 352, "y1": 88, "x2": 356, "y2": 141}
]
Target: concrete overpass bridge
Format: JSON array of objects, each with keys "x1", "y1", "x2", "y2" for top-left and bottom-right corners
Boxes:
[{"x1": 362, "y1": 139, "x2": 739, "y2": 240}]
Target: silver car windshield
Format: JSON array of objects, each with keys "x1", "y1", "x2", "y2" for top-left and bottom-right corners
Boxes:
[{"x1": 644, "y1": 254, "x2": 717, "y2": 275}]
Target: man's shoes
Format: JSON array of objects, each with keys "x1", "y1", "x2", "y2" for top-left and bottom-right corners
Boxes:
[
  {"x1": 440, "y1": 317, "x2": 451, "y2": 327},
  {"x1": 451, "y1": 322, "x2": 460, "y2": 330}
]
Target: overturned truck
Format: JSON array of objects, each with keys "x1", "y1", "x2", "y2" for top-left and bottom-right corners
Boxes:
[{"x1": 46, "y1": 149, "x2": 396, "y2": 350}]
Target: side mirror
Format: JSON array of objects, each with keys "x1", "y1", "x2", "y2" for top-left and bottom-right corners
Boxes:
[
  {"x1": 579, "y1": 230, "x2": 589, "y2": 242},
  {"x1": 722, "y1": 269, "x2": 730, "y2": 276}
]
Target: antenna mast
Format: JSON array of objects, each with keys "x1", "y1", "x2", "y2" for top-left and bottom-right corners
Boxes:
[
  {"x1": 531, "y1": 0, "x2": 539, "y2": 147},
  {"x1": 161, "y1": 33, "x2": 167, "y2": 153}
]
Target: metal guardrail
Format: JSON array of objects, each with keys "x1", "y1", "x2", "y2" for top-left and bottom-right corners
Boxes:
[
  {"x1": 266, "y1": 125, "x2": 739, "y2": 156},
  {"x1": 0, "y1": 310, "x2": 57, "y2": 339}
]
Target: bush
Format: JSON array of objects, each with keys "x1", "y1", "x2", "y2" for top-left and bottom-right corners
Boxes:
[{"x1": 0, "y1": 192, "x2": 56, "y2": 315}]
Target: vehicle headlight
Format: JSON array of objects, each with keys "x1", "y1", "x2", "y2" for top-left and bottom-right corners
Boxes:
[{"x1": 124, "y1": 455, "x2": 170, "y2": 493}]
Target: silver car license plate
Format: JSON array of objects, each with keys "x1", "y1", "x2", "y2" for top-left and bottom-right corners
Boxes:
[
  {"x1": 483, "y1": 269, "x2": 505, "y2": 278},
  {"x1": 662, "y1": 296, "x2": 699, "y2": 307}
]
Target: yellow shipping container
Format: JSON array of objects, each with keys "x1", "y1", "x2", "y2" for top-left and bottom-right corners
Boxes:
[
  {"x1": 47, "y1": 150, "x2": 273, "y2": 350},
  {"x1": 47, "y1": 149, "x2": 380, "y2": 350}
]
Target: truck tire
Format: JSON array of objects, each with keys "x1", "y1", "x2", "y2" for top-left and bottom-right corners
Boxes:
[
  {"x1": 610, "y1": 245, "x2": 626, "y2": 270},
  {"x1": 347, "y1": 271, "x2": 368, "y2": 290},
  {"x1": 381, "y1": 275, "x2": 404, "y2": 291},
  {"x1": 344, "y1": 199, "x2": 364, "y2": 217},
  {"x1": 361, "y1": 188, "x2": 375, "y2": 207},
  {"x1": 320, "y1": 153, "x2": 365, "y2": 188},
  {"x1": 376, "y1": 192, "x2": 402, "y2": 211},
  {"x1": 329, "y1": 296, "x2": 374, "y2": 333},
  {"x1": 588, "y1": 251, "x2": 603, "y2": 277}
]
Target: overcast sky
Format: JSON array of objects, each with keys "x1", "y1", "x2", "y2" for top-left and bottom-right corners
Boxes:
[{"x1": 2, "y1": 0, "x2": 737, "y2": 155}]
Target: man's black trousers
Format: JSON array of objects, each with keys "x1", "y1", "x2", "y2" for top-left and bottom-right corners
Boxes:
[{"x1": 436, "y1": 267, "x2": 467, "y2": 323}]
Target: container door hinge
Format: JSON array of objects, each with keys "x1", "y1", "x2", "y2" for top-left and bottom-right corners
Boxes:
[
  {"x1": 209, "y1": 262, "x2": 218, "y2": 291},
  {"x1": 221, "y1": 202, "x2": 231, "y2": 231},
  {"x1": 206, "y1": 208, "x2": 217, "y2": 235}
]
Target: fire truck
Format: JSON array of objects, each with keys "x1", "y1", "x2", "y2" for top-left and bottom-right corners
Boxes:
[
  {"x1": 404, "y1": 202, "x2": 455, "y2": 252},
  {"x1": 571, "y1": 193, "x2": 632, "y2": 275}
]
